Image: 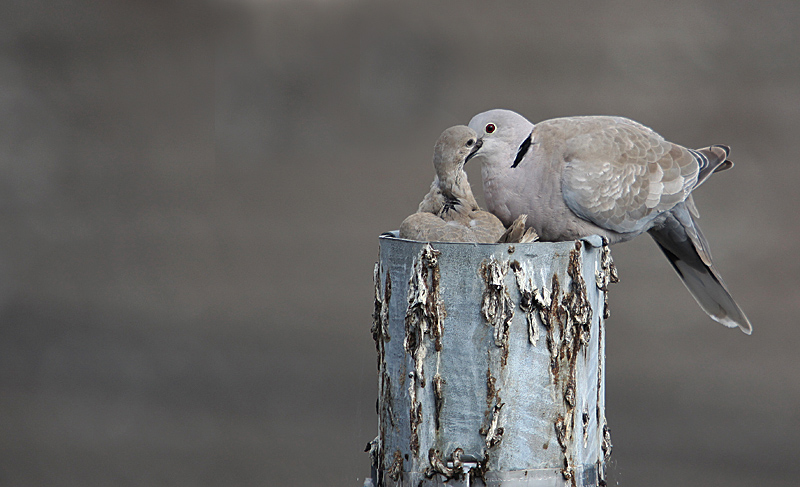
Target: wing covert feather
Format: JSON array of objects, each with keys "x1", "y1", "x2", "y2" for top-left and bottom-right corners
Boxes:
[{"x1": 555, "y1": 117, "x2": 700, "y2": 234}]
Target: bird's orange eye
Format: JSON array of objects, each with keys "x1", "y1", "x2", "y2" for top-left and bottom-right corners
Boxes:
[{"x1": 485, "y1": 123, "x2": 496, "y2": 134}]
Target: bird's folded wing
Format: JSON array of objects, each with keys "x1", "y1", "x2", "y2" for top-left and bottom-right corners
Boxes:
[{"x1": 559, "y1": 118, "x2": 699, "y2": 234}]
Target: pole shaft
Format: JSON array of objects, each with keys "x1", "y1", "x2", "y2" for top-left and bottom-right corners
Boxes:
[{"x1": 370, "y1": 236, "x2": 614, "y2": 487}]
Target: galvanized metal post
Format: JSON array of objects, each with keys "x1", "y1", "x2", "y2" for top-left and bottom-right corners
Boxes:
[{"x1": 367, "y1": 235, "x2": 617, "y2": 487}]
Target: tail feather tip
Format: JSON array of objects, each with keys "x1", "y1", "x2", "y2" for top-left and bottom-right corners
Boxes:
[{"x1": 713, "y1": 313, "x2": 752, "y2": 335}]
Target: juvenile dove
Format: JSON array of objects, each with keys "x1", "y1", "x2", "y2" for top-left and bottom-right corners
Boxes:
[
  {"x1": 468, "y1": 109, "x2": 751, "y2": 334},
  {"x1": 399, "y1": 126, "x2": 506, "y2": 243}
]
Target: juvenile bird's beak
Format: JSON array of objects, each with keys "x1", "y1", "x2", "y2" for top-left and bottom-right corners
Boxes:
[{"x1": 465, "y1": 138, "x2": 483, "y2": 164}]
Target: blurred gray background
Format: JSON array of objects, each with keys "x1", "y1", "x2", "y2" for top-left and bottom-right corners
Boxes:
[{"x1": 1, "y1": 0, "x2": 798, "y2": 485}]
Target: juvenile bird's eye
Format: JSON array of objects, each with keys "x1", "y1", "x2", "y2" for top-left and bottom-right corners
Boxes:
[
  {"x1": 466, "y1": 139, "x2": 475, "y2": 147},
  {"x1": 485, "y1": 123, "x2": 496, "y2": 134}
]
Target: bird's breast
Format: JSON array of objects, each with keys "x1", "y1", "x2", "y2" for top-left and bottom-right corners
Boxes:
[{"x1": 484, "y1": 153, "x2": 623, "y2": 243}]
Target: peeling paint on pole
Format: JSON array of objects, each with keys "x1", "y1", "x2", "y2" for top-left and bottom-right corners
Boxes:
[{"x1": 369, "y1": 235, "x2": 617, "y2": 487}]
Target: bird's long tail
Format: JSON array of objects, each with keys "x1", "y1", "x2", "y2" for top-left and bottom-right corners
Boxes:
[{"x1": 648, "y1": 203, "x2": 752, "y2": 334}]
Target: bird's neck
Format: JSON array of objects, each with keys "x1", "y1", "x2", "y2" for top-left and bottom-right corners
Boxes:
[
  {"x1": 480, "y1": 154, "x2": 520, "y2": 226},
  {"x1": 436, "y1": 171, "x2": 478, "y2": 211}
]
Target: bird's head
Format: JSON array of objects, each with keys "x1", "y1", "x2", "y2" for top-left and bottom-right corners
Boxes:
[
  {"x1": 433, "y1": 125, "x2": 482, "y2": 181},
  {"x1": 467, "y1": 109, "x2": 535, "y2": 170}
]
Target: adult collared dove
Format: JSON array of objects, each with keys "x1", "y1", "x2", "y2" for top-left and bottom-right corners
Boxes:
[
  {"x1": 399, "y1": 125, "x2": 509, "y2": 243},
  {"x1": 467, "y1": 109, "x2": 751, "y2": 334}
]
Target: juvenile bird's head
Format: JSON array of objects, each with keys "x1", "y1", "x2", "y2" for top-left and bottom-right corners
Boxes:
[
  {"x1": 433, "y1": 125, "x2": 481, "y2": 184},
  {"x1": 467, "y1": 109, "x2": 535, "y2": 170}
]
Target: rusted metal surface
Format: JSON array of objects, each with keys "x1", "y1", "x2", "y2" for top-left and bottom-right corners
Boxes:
[{"x1": 370, "y1": 235, "x2": 616, "y2": 486}]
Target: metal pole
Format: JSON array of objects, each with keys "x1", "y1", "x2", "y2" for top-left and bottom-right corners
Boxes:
[{"x1": 367, "y1": 235, "x2": 616, "y2": 487}]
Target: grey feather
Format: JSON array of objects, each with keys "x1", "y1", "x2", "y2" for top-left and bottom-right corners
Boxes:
[{"x1": 649, "y1": 205, "x2": 751, "y2": 333}]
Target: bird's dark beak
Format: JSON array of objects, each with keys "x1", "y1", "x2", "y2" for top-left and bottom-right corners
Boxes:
[{"x1": 465, "y1": 138, "x2": 483, "y2": 164}]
